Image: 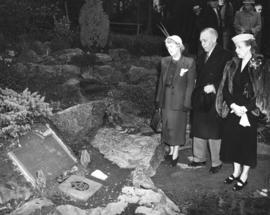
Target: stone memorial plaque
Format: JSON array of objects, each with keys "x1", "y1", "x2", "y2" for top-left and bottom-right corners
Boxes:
[
  {"x1": 58, "y1": 175, "x2": 103, "y2": 201},
  {"x1": 8, "y1": 124, "x2": 77, "y2": 186}
]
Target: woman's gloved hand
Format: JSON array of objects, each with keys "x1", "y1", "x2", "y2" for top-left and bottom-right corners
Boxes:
[{"x1": 230, "y1": 103, "x2": 247, "y2": 117}]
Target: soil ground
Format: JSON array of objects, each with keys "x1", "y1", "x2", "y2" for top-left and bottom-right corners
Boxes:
[{"x1": 152, "y1": 147, "x2": 270, "y2": 215}]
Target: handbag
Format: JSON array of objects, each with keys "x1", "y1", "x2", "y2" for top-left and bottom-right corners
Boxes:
[{"x1": 150, "y1": 109, "x2": 162, "y2": 133}]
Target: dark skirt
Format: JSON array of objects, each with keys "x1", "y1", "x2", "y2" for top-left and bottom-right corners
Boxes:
[
  {"x1": 220, "y1": 113, "x2": 258, "y2": 167},
  {"x1": 161, "y1": 86, "x2": 187, "y2": 146},
  {"x1": 161, "y1": 108, "x2": 187, "y2": 146}
]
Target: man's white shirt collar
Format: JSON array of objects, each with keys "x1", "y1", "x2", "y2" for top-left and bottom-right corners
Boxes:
[{"x1": 207, "y1": 44, "x2": 216, "y2": 58}]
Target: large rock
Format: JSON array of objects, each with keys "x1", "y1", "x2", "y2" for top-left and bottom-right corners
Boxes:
[
  {"x1": 10, "y1": 198, "x2": 54, "y2": 215},
  {"x1": 53, "y1": 203, "x2": 127, "y2": 215},
  {"x1": 127, "y1": 65, "x2": 157, "y2": 84},
  {"x1": 60, "y1": 78, "x2": 86, "y2": 106},
  {"x1": 30, "y1": 41, "x2": 51, "y2": 56},
  {"x1": 17, "y1": 49, "x2": 42, "y2": 63},
  {"x1": 52, "y1": 185, "x2": 180, "y2": 215},
  {"x1": 96, "y1": 65, "x2": 123, "y2": 84},
  {"x1": 105, "y1": 99, "x2": 148, "y2": 128},
  {"x1": 94, "y1": 65, "x2": 124, "y2": 84},
  {"x1": 54, "y1": 48, "x2": 84, "y2": 63},
  {"x1": 0, "y1": 182, "x2": 32, "y2": 204},
  {"x1": 131, "y1": 167, "x2": 156, "y2": 189},
  {"x1": 81, "y1": 65, "x2": 124, "y2": 85},
  {"x1": 28, "y1": 64, "x2": 80, "y2": 78},
  {"x1": 53, "y1": 205, "x2": 90, "y2": 215},
  {"x1": 90, "y1": 128, "x2": 161, "y2": 174},
  {"x1": 51, "y1": 101, "x2": 106, "y2": 141},
  {"x1": 79, "y1": 79, "x2": 110, "y2": 98},
  {"x1": 108, "y1": 48, "x2": 130, "y2": 61},
  {"x1": 119, "y1": 186, "x2": 180, "y2": 215},
  {"x1": 95, "y1": 53, "x2": 112, "y2": 63}
]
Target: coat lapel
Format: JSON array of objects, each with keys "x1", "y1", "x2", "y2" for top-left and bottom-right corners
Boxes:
[
  {"x1": 228, "y1": 57, "x2": 241, "y2": 92},
  {"x1": 205, "y1": 45, "x2": 220, "y2": 65}
]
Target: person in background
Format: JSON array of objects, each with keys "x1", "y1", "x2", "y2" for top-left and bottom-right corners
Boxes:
[
  {"x1": 254, "y1": 2, "x2": 263, "y2": 52},
  {"x1": 216, "y1": 33, "x2": 269, "y2": 191},
  {"x1": 190, "y1": 28, "x2": 232, "y2": 173},
  {"x1": 218, "y1": 0, "x2": 235, "y2": 50},
  {"x1": 254, "y1": 2, "x2": 262, "y2": 13},
  {"x1": 156, "y1": 35, "x2": 196, "y2": 167},
  {"x1": 190, "y1": 2, "x2": 205, "y2": 55},
  {"x1": 234, "y1": 0, "x2": 261, "y2": 42}
]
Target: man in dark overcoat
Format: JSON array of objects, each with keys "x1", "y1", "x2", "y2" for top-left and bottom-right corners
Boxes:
[
  {"x1": 190, "y1": 27, "x2": 232, "y2": 173},
  {"x1": 201, "y1": 0, "x2": 223, "y2": 45}
]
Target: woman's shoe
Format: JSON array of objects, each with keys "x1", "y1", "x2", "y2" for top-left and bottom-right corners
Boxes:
[
  {"x1": 232, "y1": 179, "x2": 248, "y2": 191},
  {"x1": 171, "y1": 156, "x2": 179, "y2": 167},
  {"x1": 224, "y1": 175, "x2": 239, "y2": 184}
]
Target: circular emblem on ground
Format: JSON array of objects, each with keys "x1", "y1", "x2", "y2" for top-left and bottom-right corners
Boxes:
[{"x1": 71, "y1": 181, "x2": 89, "y2": 191}]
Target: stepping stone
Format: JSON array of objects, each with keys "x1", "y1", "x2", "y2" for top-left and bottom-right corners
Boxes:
[{"x1": 58, "y1": 175, "x2": 102, "y2": 201}]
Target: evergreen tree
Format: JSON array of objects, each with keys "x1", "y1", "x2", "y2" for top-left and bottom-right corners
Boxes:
[{"x1": 79, "y1": 0, "x2": 109, "y2": 48}]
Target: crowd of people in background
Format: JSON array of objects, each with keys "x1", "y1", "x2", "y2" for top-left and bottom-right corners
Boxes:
[{"x1": 186, "y1": 0, "x2": 264, "y2": 55}]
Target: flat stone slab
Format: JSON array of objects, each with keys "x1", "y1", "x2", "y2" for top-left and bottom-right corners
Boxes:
[
  {"x1": 58, "y1": 175, "x2": 102, "y2": 201},
  {"x1": 8, "y1": 124, "x2": 77, "y2": 186}
]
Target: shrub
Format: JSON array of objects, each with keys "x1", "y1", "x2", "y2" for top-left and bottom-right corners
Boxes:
[
  {"x1": 79, "y1": 0, "x2": 109, "y2": 49},
  {"x1": 0, "y1": 88, "x2": 52, "y2": 140}
]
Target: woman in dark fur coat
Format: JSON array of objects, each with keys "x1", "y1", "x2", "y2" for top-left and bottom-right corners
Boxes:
[{"x1": 216, "y1": 33, "x2": 270, "y2": 191}]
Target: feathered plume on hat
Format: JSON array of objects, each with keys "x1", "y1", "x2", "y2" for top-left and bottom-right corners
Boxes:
[
  {"x1": 157, "y1": 23, "x2": 170, "y2": 38},
  {"x1": 157, "y1": 23, "x2": 183, "y2": 47}
]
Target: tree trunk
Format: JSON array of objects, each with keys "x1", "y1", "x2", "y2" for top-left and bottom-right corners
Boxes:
[{"x1": 145, "y1": 0, "x2": 153, "y2": 34}]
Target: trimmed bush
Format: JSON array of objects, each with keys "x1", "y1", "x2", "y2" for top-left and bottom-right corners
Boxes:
[
  {"x1": 79, "y1": 0, "x2": 109, "y2": 49},
  {"x1": 0, "y1": 88, "x2": 52, "y2": 140}
]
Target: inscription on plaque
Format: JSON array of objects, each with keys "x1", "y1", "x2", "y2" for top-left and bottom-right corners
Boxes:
[{"x1": 8, "y1": 124, "x2": 77, "y2": 186}]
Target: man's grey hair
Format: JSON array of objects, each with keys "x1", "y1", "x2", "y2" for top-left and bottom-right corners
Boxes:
[{"x1": 201, "y1": 27, "x2": 218, "y2": 40}]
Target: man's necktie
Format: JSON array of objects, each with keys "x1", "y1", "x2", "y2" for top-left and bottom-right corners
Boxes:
[{"x1": 205, "y1": 53, "x2": 210, "y2": 63}]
